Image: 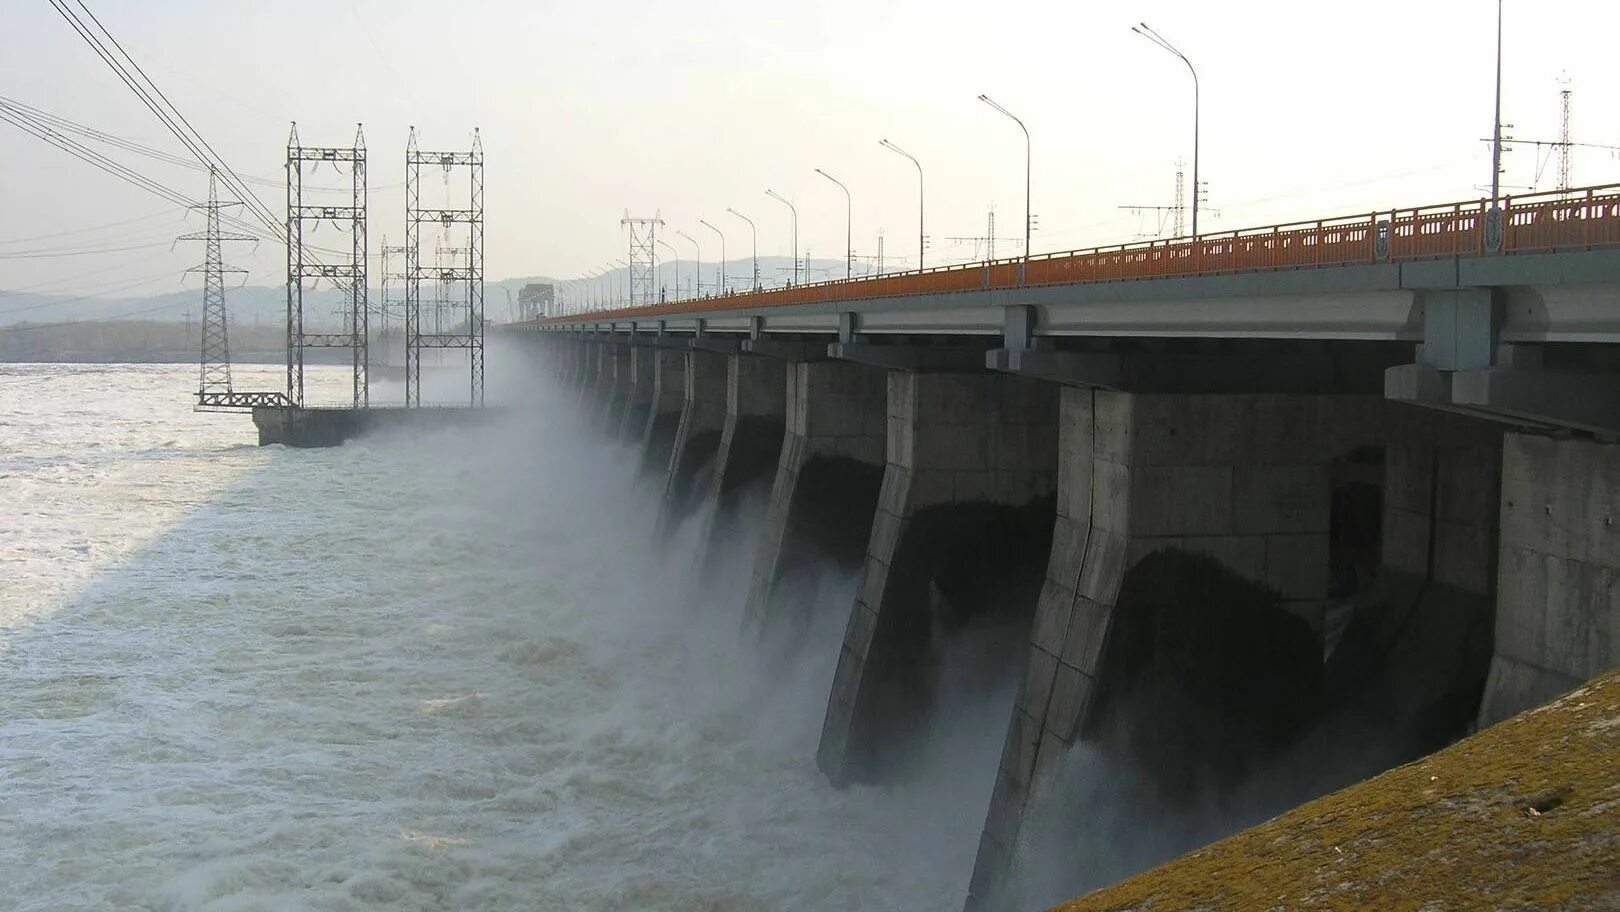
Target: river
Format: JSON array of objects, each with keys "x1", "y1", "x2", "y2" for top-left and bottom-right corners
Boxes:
[{"x1": 0, "y1": 358, "x2": 1007, "y2": 911}]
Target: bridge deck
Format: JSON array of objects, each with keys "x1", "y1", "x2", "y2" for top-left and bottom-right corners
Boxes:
[{"x1": 514, "y1": 183, "x2": 1620, "y2": 340}]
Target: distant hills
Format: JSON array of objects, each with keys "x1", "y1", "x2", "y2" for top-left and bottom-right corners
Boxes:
[{"x1": 0, "y1": 256, "x2": 863, "y2": 330}]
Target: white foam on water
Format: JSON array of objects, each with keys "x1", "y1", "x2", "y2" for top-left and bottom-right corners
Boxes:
[{"x1": 0, "y1": 358, "x2": 1003, "y2": 911}]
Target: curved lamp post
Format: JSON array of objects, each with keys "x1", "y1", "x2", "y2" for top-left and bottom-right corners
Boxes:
[
  {"x1": 879, "y1": 139, "x2": 924, "y2": 272},
  {"x1": 1132, "y1": 22, "x2": 1201, "y2": 239},
  {"x1": 764, "y1": 189, "x2": 799, "y2": 285},
  {"x1": 815, "y1": 168, "x2": 852, "y2": 280},
  {"x1": 699, "y1": 219, "x2": 726, "y2": 295},
  {"x1": 675, "y1": 229, "x2": 701, "y2": 298},
  {"x1": 725, "y1": 208, "x2": 759, "y2": 291},
  {"x1": 977, "y1": 94, "x2": 1031, "y2": 269}
]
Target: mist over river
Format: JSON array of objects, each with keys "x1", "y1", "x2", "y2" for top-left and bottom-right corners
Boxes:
[{"x1": 0, "y1": 357, "x2": 1012, "y2": 911}]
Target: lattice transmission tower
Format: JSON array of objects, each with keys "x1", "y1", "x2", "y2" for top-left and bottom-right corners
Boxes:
[
  {"x1": 405, "y1": 126, "x2": 484, "y2": 407},
  {"x1": 286, "y1": 122, "x2": 368, "y2": 408},
  {"x1": 184, "y1": 168, "x2": 255, "y2": 406},
  {"x1": 378, "y1": 235, "x2": 410, "y2": 373},
  {"x1": 622, "y1": 212, "x2": 663, "y2": 308}
]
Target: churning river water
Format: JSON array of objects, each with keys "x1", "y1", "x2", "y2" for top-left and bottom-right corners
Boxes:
[{"x1": 0, "y1": 359, "x2": 1009, "y2": 911}]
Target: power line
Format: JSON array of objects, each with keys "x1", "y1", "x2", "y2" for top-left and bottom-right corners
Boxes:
[
  {"x1": 0, "y1": 272, "x2": 178, "y2": 316},
  {"x1": 0, "y1": 95, "x2": 402, "y2": 194},
  {"x1": 45, "y1": 0, "x2": 282, "y2": 236},
  {"x1": 0, "y1": 240, "x2": 173, "y2": 259},
  {"x1": 0, "y1": 206, "x2": 182, "y2": 246}
]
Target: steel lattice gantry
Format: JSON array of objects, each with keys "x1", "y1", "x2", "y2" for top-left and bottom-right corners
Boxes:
[
  {"x1": 404, "y1": 126, "x2": 484, "y2": 408},
  {"x1": 286, "y1": 122, "x2": 368, "y2": 409}
]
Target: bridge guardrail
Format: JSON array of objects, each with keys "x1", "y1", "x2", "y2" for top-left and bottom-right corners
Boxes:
[{"x1": 534, "y1": 183, "x2": 1620, "y2": 324}]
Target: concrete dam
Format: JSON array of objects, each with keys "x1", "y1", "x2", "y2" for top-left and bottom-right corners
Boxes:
[{"x1": 501, "y1": 213, "x2": 1620, "y2": 907}]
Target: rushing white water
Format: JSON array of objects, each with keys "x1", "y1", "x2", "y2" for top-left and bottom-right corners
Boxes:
[{"x1": 0, "y1": 358, "x2": 1009, "y2": 911}]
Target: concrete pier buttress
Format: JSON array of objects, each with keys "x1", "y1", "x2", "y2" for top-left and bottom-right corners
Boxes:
[
  {"x1": 599, "y1": 345, "x2": 632, "y2": 432},
  {"x1": 619, "y1": 345, "x2": 655, "y2": 442},
  {"x1": 1480, "y1": 434, "x2": 1620, "y2": 724},
  {"x1": 699, "y1": 354, "x2": 788, "y2": 575},
  {"x1": 817, "y1": 372, "x2": 1060, "y2": 785},
  {"x1": 639, "y1": 348, "x2": 688, "y2": 478},
  {"x1": 660, "y1": 349, "x2": 729, "y2": 528},
  {"x1": 741, "y1": 360, "x2": 889, "y2": 630},
  {"x1": 711, "y1": 353, "x2": 788, "y2": 511},
  {"x1": 968, "y1": 391, "x2": 1381, "y2": 906}
]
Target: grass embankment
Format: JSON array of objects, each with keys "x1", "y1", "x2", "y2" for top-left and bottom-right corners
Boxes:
[{"x1": 1055, "y1": 671, "x2": 1620, "y2": 912}]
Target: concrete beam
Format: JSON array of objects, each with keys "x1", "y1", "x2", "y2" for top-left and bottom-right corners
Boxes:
[
  {"x1": 690, "y1": 336, "x2": 746, "y2": 354},
  {"x1": 992, "y1": 347, "x2": 1395, "y2": 394},
  {"x1": 828, "y1": 342, "x2": 990, "y2": 372},
  {"x1": 1387, "y1": 362, "x2": 1620, "y2": 436},
  {"x1": 741, "y1": 338, "x2": 831, "y2": 361}
]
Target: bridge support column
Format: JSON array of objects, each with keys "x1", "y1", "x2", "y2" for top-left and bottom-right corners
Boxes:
[
  {"x1": 566, "y1": 336, "x2": 584, "y2": 387},
  {"x1": 817, "y1": 371, "x2": 1059, "y2": 786},
  {"x1": 598, "y1": 344, "x2": 632, "y2": 433},
  {"x1": 640, "y1": 347, "x2": 687, "y2": 478},
  {"x1": 701, "y1": 353, "x2": 788, "y2": 578},
  {"x1": 1480, "y1": 433, "x2": 1620, "y2": 725},
  {"x1": 741, "y1": 360, "x2": 888, "y2": 632},
  {"x1": 575, "y1": 339, "x2": 600, "y2": 395},
  {"x1": 619, "y1": 345, "x2": 655, "y2": 442},
  {"x1": 660, "y1": 349, "x2": 729, "y2": 531},
  {"x1": 967, "y1": 390, "x2": 1383, "y2": 909}
]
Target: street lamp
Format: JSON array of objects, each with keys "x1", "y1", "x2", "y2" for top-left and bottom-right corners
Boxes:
[
  {"x1": 1132, "y1": 22, "x2": 1201, "y2": 239},
  {"x1": 699, "y1": 219, "x2": 726, "y2": 295},
  {"x1": 815, "y1": 168, "x2": 852, "y2": 281},
  {"x1": 726, "y1": 208, "x2": 759, "y2": 291},
  {"x1": 879, "y1": 139, "x2": 924, "y2": 272},
  {"x1": 656, "y1": 238, "x2": 681, "y2": 303},
  {"x1": 764, "y1": 189, "x2": 799, "y2": 286},
  {"x1": 978, "y1": 94, "x2": 1031, "y2": 269},
  {"x1": 675, "y1": 230, "x2": 701, "y2": 298}
]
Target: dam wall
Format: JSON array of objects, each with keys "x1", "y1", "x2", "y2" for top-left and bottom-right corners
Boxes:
[{"x1": 521, "y1": 328, "x2": 1618, "y2": 910}]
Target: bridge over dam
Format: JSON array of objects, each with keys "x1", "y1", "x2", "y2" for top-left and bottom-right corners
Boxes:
[{"x1": 501, "y1": 184, "x2": 1620, "y2": 908}]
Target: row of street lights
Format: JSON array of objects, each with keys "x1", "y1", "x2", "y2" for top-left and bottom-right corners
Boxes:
[{"x1": 557, "y1": 21, "x2": 1200, "y2": 315}]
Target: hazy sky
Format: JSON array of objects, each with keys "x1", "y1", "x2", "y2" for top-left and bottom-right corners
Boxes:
[{"x1": 3, "y1": 0, "x2": 1618, "y2": 304}]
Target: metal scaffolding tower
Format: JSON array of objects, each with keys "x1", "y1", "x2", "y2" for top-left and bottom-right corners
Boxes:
[
  {"x1": 286, "y1": 122, "x2": 368, "y2": 408},
  {"x1": 622, "y1": 212, "x2": 663, "y2": 308},
  {"x1": 405, "y1": 126, "x2": 484, "y2": 407},
  {"x1": 185, "y1": 168, "x2": 255, "y2": 407}
]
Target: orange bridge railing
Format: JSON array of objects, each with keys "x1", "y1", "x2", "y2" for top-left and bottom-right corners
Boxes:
[{"x1": 541, "y1": 183, "x2": 1620, "y2": 324}]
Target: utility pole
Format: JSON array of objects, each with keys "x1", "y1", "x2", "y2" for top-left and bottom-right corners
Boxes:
[
  {"x1": 182, "y1": 168, "x2": 254, "y2": 406},
  {"x1": 1558, "y1": 73, "x2": 1573, "y2": 191},
  {"x1": 1491, "y1": 0, "x2": 1504, "y2": 206}
]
